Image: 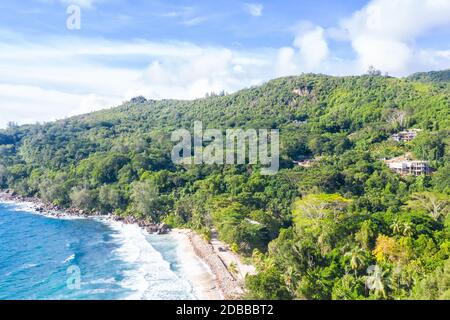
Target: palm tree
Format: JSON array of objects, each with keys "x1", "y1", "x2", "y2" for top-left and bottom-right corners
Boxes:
[
  {"x1": 345, "y1": 246, "x2": 366, "y2": 274},
  {"x1": 366, "y1": 265, "x2": 389, "y2": 299},
  {"x1": 402, "y1": 223, "x2": 414, "y2": 237},
  {"x1": 228, "y1": 262, "x2": 239, "y2": 278},
  {"x1": 390, "y1": 220, "x2": 402, "y2": 235}
]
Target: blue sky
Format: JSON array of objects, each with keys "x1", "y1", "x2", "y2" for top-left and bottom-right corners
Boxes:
[{"x1": 0, "y1": 0, "x2": 449, "y2": 127}]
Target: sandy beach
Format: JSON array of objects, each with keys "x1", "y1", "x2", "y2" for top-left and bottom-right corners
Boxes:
[
  {"x1": 172, "y1": 231, "x2": 223, "y2": 300},
  {"x1": 173, "y1": 229, "x2": 255, "y2": 300}
]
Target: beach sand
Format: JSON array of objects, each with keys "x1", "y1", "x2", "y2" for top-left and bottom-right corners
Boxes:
[
  {"x1": 172, "y1": 231, "x2": 223, "y2": 300},
  {"x1": 173, "y1": 229, "x2": 255, "y2": 300}
]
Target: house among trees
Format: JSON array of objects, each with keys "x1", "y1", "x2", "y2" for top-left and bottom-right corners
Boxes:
[
  {"x1": 384, "y1": 154, "x2": 432, "y2": 176},
  {"x1": 293, "y1": 158, "x2": 318, "y2": 168},
  {"x1": 292, "y1": 119, "x2": 308, "y2": 126},
  {"x1": 391, "y1": 128, "x2": 422, "y2": 142}
]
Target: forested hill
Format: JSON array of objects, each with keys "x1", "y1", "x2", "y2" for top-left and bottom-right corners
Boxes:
[
  {"x1": 1, "y1": 73, "x2": 449, "y2": 300},
  {"x1": 407, "y1": 69, "x2": 450, "y2": 85}
]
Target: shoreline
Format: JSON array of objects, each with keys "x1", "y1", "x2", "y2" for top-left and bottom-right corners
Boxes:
[
  {"x1": 171, "y1": 231, "x2": 224, "y2": 300},
  {"x1": 0, "y1": 190, "x2": 244, "y2": 300},
  {"x1": 173, "y1": 229, "x2": 244, "y2": 300}
]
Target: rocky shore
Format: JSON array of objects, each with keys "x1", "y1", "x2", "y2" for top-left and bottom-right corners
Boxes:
[{"x1": 0, "y1": 189, "x2": 170, "y2": 235}]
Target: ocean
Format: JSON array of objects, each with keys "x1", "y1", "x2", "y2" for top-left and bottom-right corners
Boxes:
[{"x1": 0, "y1": 201, "x2": 205, "y2": 300}]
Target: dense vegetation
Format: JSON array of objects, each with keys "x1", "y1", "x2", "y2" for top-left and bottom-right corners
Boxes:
[
  {"x1": 0, "y1": 72, "x2": 449, "y2": 300},
  {"x1": 407, "y1": 69, "x2": 450, "y2": 85}
]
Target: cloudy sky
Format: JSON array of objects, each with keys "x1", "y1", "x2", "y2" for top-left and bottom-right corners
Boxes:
[{"x1": 0, "y1": 0, "x2": 449, "y2": 128}]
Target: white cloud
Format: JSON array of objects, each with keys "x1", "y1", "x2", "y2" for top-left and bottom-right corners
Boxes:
[
  {"x1": 0, "y1": 84, "x2": 118, "y2": 128},
  {"x1": 182, "y1": 16, "x2": 209, "y2": 26},
  {"x1": 0, "y1": 36, "x2": 275, "y2": 128},
  {"x1": 342, "y1": 0, "x2": 450, "y2": 41},
  {"x1": 275, "y1": 47, "x2": 299, "y2": 77},
  {"x1": 245, "y1": 3, "x2": 263, "y2": 17},
  {"x1": 294, "y1": 26, "x2": 329, "y2": 70},
  {"x1": 351, "y1": 37, "x2": 412, "y2": 73},
  {"x1": 155, "y1": 7, "x2": 211, "y2": 27},
  {"x1": 276, "y1": 0, "x2": 450, "y2": 77},
  {"x1": 274, "y1": 23, "x2": 330, "y2": 74},
  {"x1": 340, "y1": 0, "x2": 450, "y2": 73}
]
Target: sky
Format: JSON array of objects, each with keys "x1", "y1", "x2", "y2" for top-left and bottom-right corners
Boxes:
[{"x1": 0, "y1": 0, "x2": 449, "y2": 128}]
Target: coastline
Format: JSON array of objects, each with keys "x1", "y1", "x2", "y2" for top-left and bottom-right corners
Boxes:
[
  {"x1": 173, "y1": 229, "x2": 245, "y2": 300},
  {"x1": 0, "y1": 190, "x2": 247, "y2": 300},
  {"x1": 171, "y1": 231, "x2": 224, "y2": 300}
]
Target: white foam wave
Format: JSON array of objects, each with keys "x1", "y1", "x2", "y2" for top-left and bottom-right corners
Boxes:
[
  {"x1": 103, "y1": 220, "x2": 194, "y2": 300},
  {"x1": 0, "y1": 200, "x2": 85, "y2": 220},
  {"x1": 87, "y1": 277, "x2": 117, "y2": 285},
  {"x1": 63, "y1": 254, "x2": 75, "y2": 263},
  {"x1": 1, "y1": 200, "x2": 36, "y2": 213}
]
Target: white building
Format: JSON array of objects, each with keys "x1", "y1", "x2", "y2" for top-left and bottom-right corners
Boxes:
[
  {"x1": 384, "y1": 155, "x2": 431, "y2": 176},
  {"x1": 391, "y1": 129, "x2": 422, "y2": 142}
]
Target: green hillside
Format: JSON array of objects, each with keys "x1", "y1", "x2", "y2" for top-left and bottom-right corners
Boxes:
[
  {"x1": 0, "y1": 73, "x2": 449, "y2": 300},
  {"x1": 407, "y1": 69, "x2": 450, "y2": 85}
]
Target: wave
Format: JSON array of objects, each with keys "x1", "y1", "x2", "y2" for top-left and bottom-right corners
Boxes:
[
  {"x1": 1, "y1": 201, "x2": 205, "y2": 300},
  {"x1": 1, "y1": 201, "x2": 35, "y2": 213},
  {"x1": 0, "y1": 200, "x2": 85, "y2": 221},
  {"x1": 63, "y1": 254, "x2": 75, "y2": 263},
  {"x1": 104, "y1": 220, "x2": 194, "y2": 300}
]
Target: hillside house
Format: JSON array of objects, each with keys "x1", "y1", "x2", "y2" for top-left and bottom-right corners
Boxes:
[
  {"x1": 391, "y1": 129, "x2": 422, "y2": 142},
  {"x1": 384, "y1": 155, "x2": 431, "y2": 176},
  {"x1": 292, "y1": 119, "x2": 308, "y2": 126},
  {"x1": 293, "y1": 158, "x2": 318, "y2": 168}
]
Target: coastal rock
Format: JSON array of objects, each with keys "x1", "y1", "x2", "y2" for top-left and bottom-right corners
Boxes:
[
  {"x1": 157, "y1": 223, "x2": 170, "y2": 235},
  {"x1": 144, "y1": 223, "x2": 171, "y2": 234},
  {"x1": 146, "y1": 225, "x2": 159, "y2": 233}
]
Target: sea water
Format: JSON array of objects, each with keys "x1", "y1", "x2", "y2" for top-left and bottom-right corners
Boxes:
[{"x1": 0, "y1": 202, "x2": 197, "y2": 300}]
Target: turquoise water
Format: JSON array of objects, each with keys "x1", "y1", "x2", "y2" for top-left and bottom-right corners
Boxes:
[{"x1": 0, "y1": 202, "x2": 195, "y2": 300}]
